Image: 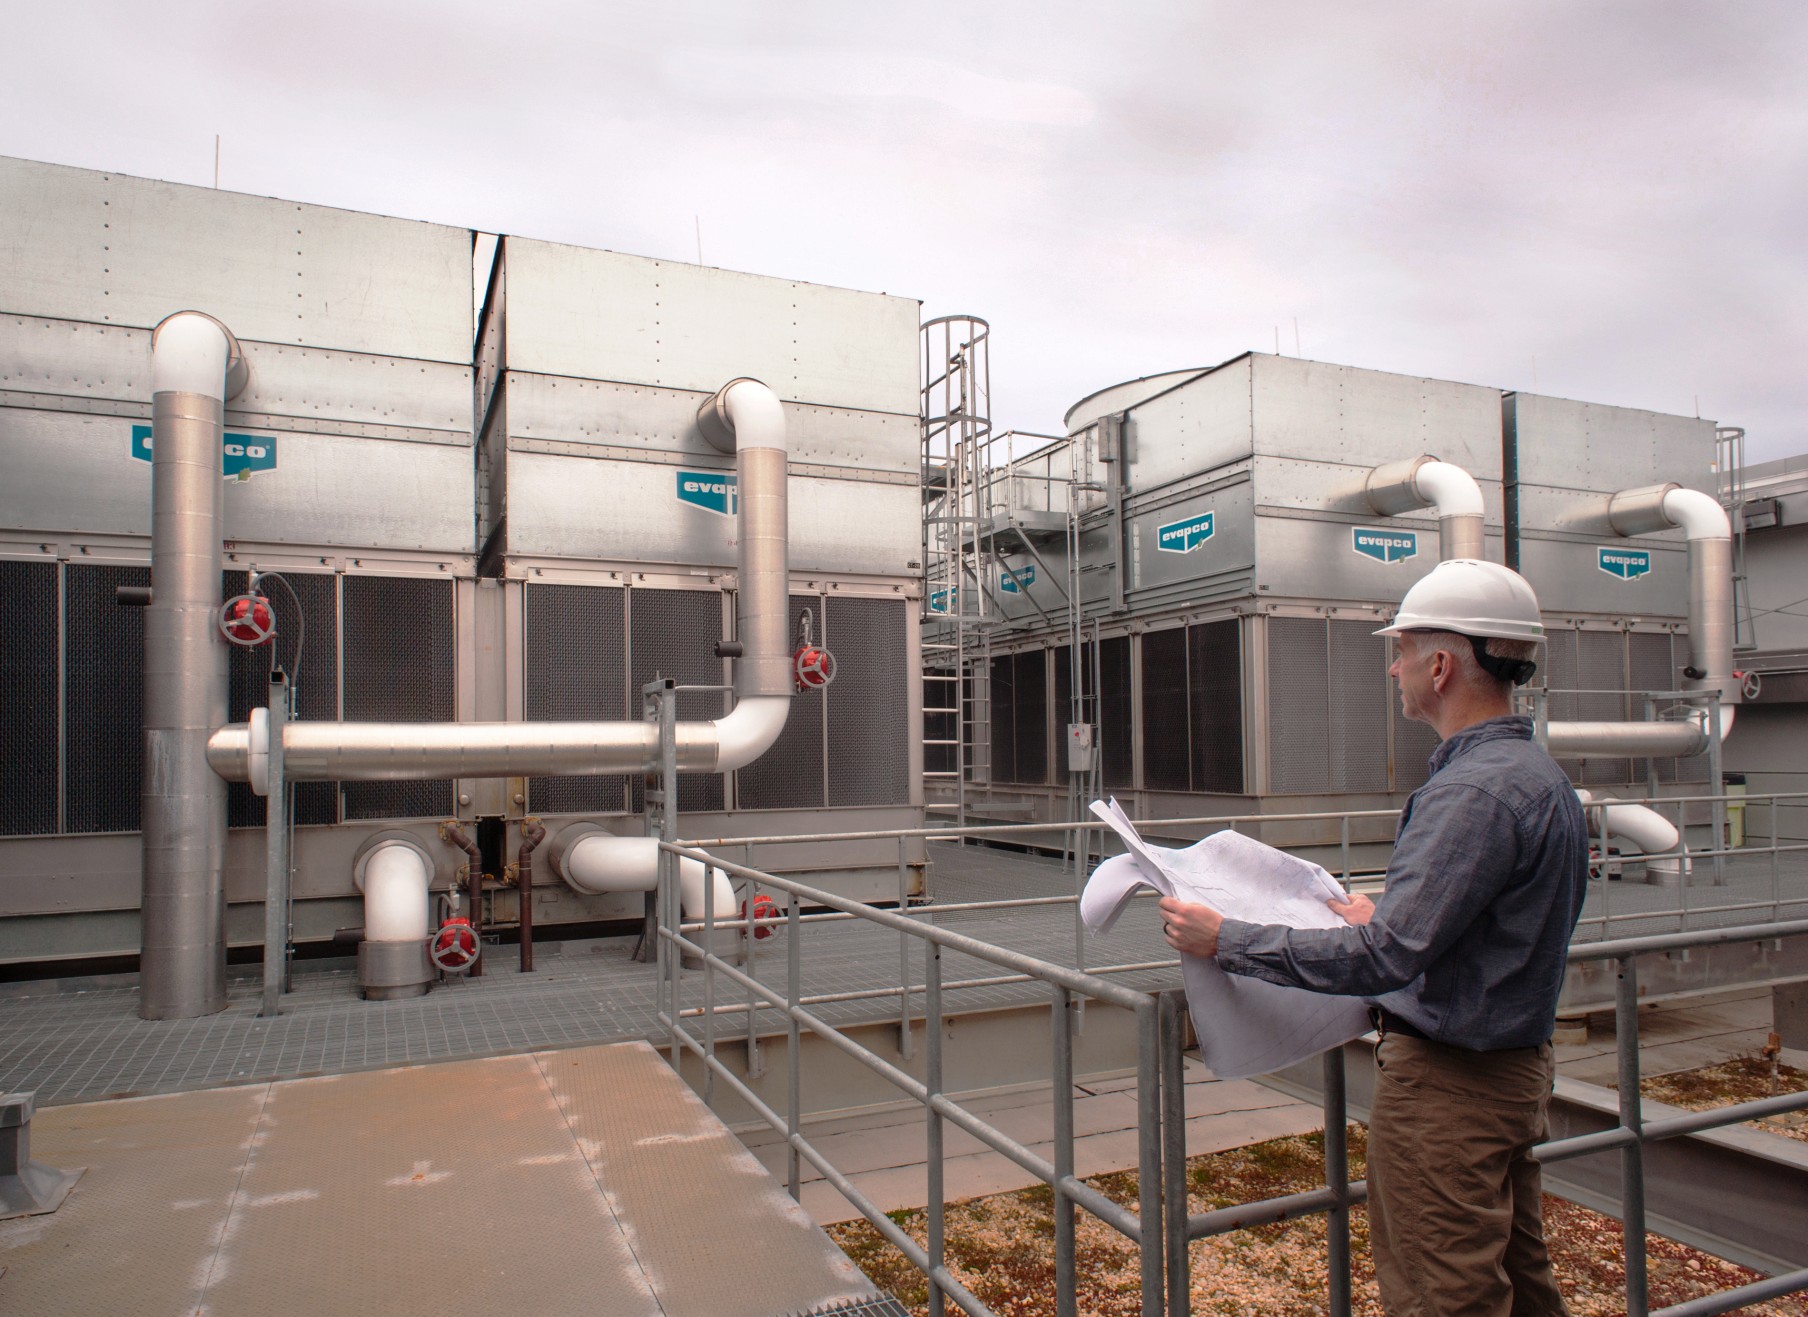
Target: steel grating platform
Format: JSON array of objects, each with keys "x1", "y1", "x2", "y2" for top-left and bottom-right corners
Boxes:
[
  {"x1": 0, "y1": 1040, "x2": 885, "y2": 1317},
  {"x1": 2, "y1": 843, "x2": 1805, "y2": 1109}
]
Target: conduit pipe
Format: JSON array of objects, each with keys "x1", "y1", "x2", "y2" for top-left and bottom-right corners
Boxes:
[
  {"x1": 352, "y1": 836, "x2": 435, "y2": 1000},
  {"x1": 1365, "y1": 456, "x2": 1486, "y2": 561},
  {"x1": 1576, "y1": 790, "x2": 1690, "y2": 882},
  {"x1": 206, "y1": 378, "x2": 794, "y2": 783},
  {"x1": 140, "y1": 312, "x2": 247, "y2": 1021},
  {"x1": 1545, "y1": 483, "x2": 1737, "y2": 759}
]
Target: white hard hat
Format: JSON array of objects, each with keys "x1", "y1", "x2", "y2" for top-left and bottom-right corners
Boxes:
[{"x1": 1374, "y1": 559, "x2": 1545, "y2": 643}]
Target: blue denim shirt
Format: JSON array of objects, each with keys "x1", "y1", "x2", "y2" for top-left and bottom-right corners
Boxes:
[{"x1": 1216, "y1": 715, "x2": 1588, "y2": 1050}]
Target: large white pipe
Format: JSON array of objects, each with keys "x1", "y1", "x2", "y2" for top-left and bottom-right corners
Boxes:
[
  {"x1": 1364, "y1": 456, "x2": 1486, "y2": 560},
  {"x1": 1576, "y1": 790, "x2": 1690, "y2": 881},
  {"x1": 357, "y1": 842, "x2": 433, "y2": 943},
  {"x1": 206, "y1": 377, "x2": 793, "y2": 783},
  {"x1": 141, "y1": 312, "x2": 242, "y2": 1021},
  {"x1": 563, "y1": 833, "x2": 737, "y2": 921}
]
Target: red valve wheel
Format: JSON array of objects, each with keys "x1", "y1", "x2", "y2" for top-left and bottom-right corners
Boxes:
[
  {"x1": 220, "y1": 594, "x2": 275, "y2": 647},
  {"x1": 792, "y1": 645, "x2": 836, "y2": 692},
  {"x1": 430, "y1": 916, "x2": 481, "y2": 973},
  {"x1": 741, "y1": 893, "x2": 780, "y2": 940}
]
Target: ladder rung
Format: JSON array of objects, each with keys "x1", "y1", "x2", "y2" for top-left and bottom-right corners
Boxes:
[{"x1": 923, "y1": 739, "x2": 960, "y2": 746}]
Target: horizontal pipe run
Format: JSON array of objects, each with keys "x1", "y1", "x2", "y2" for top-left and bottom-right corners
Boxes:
[{"x1": 1544, "y1": 719, "x2": 1711, "y2": 758}]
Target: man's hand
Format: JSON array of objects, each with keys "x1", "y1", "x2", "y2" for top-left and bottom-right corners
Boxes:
[
  {"x1": 1328, "y1": 891, "x2": 1375, "y2": 925},
  {"x1": 1158, "y1": 897, "x2": 1223, "y2": 958}
]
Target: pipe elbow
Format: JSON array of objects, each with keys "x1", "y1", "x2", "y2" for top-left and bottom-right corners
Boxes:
[
  {"x1": 1661, "y1": 487, "x2": 1732, "y2": 542},
  {"x1": 697, "y1": 377, "x2": 788, "y2": 456},
  {"x1": 711, "y1": 695, "x2": 791, "y2": 771},
  {"x1": 354, "y1": 838, "x2": 434, "y2": 943},
  {"x1": 1412, "y1": 460, "x2": 1485, "y2": 519},
  {"x1": 151, "y1": 311, "x2": 245, "y2": 399}
]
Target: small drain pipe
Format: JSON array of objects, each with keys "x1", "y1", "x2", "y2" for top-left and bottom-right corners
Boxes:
[
  {"x1": 1546, "y1": 483, "x2": 1737, "y2": 759},
  {"x1": 1576, "y1": 790, "x2": 1691, "y2": 883},
  {"x1": 516, "y1": 818, "x2": 546, "y2": 973},
  {"x1": 140, "y1": 312, "x2": 248, "y2": 1021},
  {"x1": 206, "y1": 377, "x2": 794, "y2": 783},
  {"x1": 441, "y1": 822, "x2": 484, "y2": 977},
  {"x1": 1365, "y1": 456, "x2": 1486, "y2": 561}
]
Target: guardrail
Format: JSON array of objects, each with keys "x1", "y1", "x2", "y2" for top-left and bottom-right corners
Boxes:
[{"x1": 657, "y1": 816, "x2": 1808, "y2": 1316}]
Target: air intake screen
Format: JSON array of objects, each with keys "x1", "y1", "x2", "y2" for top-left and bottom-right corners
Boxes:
[
  {"x1": 1267, "y1": 617, "x2": 1330, "y2": 795},
  {"x1": 1670, "y1": 635, "x2": 1710, "y2": 784},
  {"x1": 825, "y1": 596, "x2": 911, "y2": 806},
  {"x1": 739, "y1": 595, "x2": 826, "y2": 810},
  {"x1": 989, "y1": 655, "x2": 1015, "y2": 784},
  {"x1": 1189, "y1": 619, "x2": 1243, "y2": 793},
  {"x1": 1140, "y1": 627, "x2": 1189, "y2": 791},
  {"x1": 527, "y1": 583, "x2": 628, "y2": 816},
  {"x1": 226, "y1": 571, "x2": 339, "y2": 829},
  {"x1": 1328, "y1": 620, "x2": 1388, "y2": 793},
  {"x1": 1577, "y1": 629, "x2": 1631, "y2": 785},
  {"x1": 0, "y1": 561, "x2": 57, "y2": 836},
  {"x1": 1099, "y1": 636, "x2": 1133, "y2": 788},
  {"x1": 1540, "y1": 626, "x2": 1582, "y2": 786},
  {"x1": 342, "y1": 575, "x2": 456, "y2": 820},
  {"x1": 630, "y1": 588, "x2": 726, "y2": 814},
  {"x1": 1012, "y1": 649, "x2": 1048, "y2": 785},
  {"x1": 65, "y1": 564, "x2": 149, "y2": 833}
]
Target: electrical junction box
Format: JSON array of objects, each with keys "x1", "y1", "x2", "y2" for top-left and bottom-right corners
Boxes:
[{"x1": 1067, "y1": 723, "x2": 1097, "y2": 772}]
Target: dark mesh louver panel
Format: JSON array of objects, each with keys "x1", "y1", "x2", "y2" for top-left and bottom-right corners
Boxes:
[
  {"x1": 1188, "y1": 620, "x2": 1243, "y2": 793},
  {"x1": 0, "y1": 561, "x2": 58, "y2": 835},
  {"x1": 1267, "y1": 617, "x2": 1329, "y2": 795},
  {"x1": 739, "y1": 595, "x2": 826, "y2": 810},
  {"x1": 1629, "y1": 630, "x2": 1682, "y2": 786},
  {"x1": 1328, "y1": 620, "x2": 1388, "y2": 793},
  {"x1": 989, "y1": 655, "x2": 1016, "y2": 784},
  {"x1": 1578, "y1": 630, "x2": 1631, "y2": 786},
  {"x1": 825, "y1": 596, "x2": 911, "y2": 807},
  {"x1": 1053, "y1": 644, "x2": 1071, "y2": 775},
  {"x1": 1140, "y1": 628, "x2": 1189, "y2": 791},
  {"x1": 527, "y1": 584, "x2": 627, "y2": 815},
  {"x1": 1541, "y1": 627, "x2": 1583, "y2": 785},
  {"x1": 1100, "y1": 636, "x2": 1133, "y2": 788},
  {"x1": 1012, "y1": 650, "x2": 1048, "y2": 785},
  {"x1": 1671, "y1": 634, "x2": 1711, "y2": 783},
  {"x1": 225, "y1": 571, "x2": 339, "y2": 828},
  {"x1": 65, "y1": 564, "x2": 150, "y2": 833},
  {"x1": 342, "y1": 575, "x2": 456, "y2": 820},
  {"x1": 630, "y1": 588, "x2": 725, "y2": 814}
]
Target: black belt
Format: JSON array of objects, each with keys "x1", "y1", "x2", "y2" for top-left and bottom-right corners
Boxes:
[{"x1": 1370, "y1": 1006, "x2": 1431, "y2": 1041}]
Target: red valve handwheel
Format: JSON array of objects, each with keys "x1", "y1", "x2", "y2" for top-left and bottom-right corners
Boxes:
[
  {"x1": 430, "y1": 916, "x2": 480, "y2": 972},
  {"x1": 220, "y1": 594, "x2": 275, "y2": 647},
  {"x1": 793, "y1": 645, "x2": 836, "y2": 692},
  {"x1": 742, "y1": 893, "x2": 780, "y2": 940}
]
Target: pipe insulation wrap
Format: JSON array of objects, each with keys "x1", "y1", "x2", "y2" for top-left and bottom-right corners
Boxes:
[
  {"x1": 1576, "y1": 791, "x2": 1690, "y2": 878},
  {"x1": 1545, "y1": 720, "x2": 1711, "y2": 758},
  {"x1": 357, "y1": 842, "x2": 433, "y2": 943},
  {"x1": 150, "y1": 313, "x2": 231, "y2": 395},
  {"x1": 563, "y1": 834, "x2": 736, "y2": 919}
]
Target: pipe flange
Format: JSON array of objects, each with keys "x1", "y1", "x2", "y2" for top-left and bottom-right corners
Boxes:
[
  {"x1": 544, "y1": 822, "x2": 615, "y2": 884},
  {"x1": 352, "y1": 831, "x2": 437, "y2": 893}
]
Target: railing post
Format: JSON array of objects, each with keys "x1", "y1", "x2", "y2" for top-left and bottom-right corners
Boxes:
[
  {"x1": 1616, "y1": 953, "x2": 1648, "y2": 1317},
  {"x1": 1053, "y1": 984, "x2": 1078, "y2": 1317},
  {"x1": 1162, "y1": 992, "x2": 1188, "y2": 1317},
  {"x1": 745, "y1": 843, "x2": 763, "y2": 1081},
  {"x1": 703, "y1": 861, "x2": 716, "y2": 1110},
  {"x1": 1323, "y1": 1046, "x2": 1352, "y2": 1317},
  {"x1": 662, "y1": 846, "x2": 680, "y2": 1068},
  {"x1": 899, "y1": 834, "x2": 914, "y2": 1061},
  {"x1": 786, "y1": 886, "x2": 802, "y2": 1202},
  {"x1": 1709, "y1": 700, "x2": 1727, "y2": 886},
  {"x1": 1137, "y1": 999, "x2": 1166, "y2": 1317},
  {"x1": 926, "y1": 937, "x2": 946, "y2": 1317}
]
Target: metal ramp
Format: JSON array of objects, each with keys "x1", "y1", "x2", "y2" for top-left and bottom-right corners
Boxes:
[{"x1": 0, "y1": 1041, "x2": 893, "y2": 1317}]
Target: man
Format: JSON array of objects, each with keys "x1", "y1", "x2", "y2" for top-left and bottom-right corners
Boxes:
[{"x1": 1160, "y1": 559, "x2": 1588, "y2": 1317}]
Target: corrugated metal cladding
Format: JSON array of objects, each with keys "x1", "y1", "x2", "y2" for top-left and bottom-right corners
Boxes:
[
  {"x1": 1139, "y1": 620, "x2": 1244, "y2": 794},
  {"x1": 0, "y1": 561, "x2": 57, "y2": 836},
  {"x1": 526, "y1": 584, "x2": 628, "y2": 816},
  {"x1": 342, "y1": 576, "x2": 456, "y2": 821},
  {"x1": 225, "y1": 571, "x2": 340, "y2": 829},
  {"x1": 1268, "y1": 618, "x2": 1397, "y2": 796},
  {"x1": 824, "y1": 596, "x2": 912, "y2": 807},
  {"x1": 65, "y1": 564, "x2": 148, "y2": 833},
  {"x1": 630, "y1": 589, "x2": 727, "y2": 815}
]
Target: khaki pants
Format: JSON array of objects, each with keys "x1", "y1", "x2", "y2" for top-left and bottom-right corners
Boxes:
[{"x1": 1367, "y1": 1034, "x2": 1570, "y2": 1317}]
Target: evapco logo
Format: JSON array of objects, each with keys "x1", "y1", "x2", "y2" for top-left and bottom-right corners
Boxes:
[
  {"x1": 1353, "y1": 528, "x2": 1418, "y2": 564},
  {"x1": 999, "y1": 563, "x2": 1036, "y2": 594},
  {"x1": 676, "y1": 469, "x2": 738, "y2": 516},
  {"x1": 131, "y1": 424, "x2": 277, "y2": 481},
  {"x1": 1156, "y1": 511, "x2": 1214, "y2": 554},
  {"x1": 1598, "y1": 547, "x2": 1652, "y2": 580}
]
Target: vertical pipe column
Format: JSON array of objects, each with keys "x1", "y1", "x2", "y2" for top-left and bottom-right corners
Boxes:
[
  {"x1": 260, "y1": 673, "x2": 289, "y2": 1017},
  {"x1": 141, "y1": 313, "x2": 238, "y2": 1020}
]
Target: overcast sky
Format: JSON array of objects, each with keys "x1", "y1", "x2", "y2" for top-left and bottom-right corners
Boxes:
[{"x1": 9, "y1": 1, "x2": 1806, "y2": 461}]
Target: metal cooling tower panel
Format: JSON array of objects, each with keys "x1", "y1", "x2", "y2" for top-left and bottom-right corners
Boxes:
[
  {"x1": 1328, "y1": 620, "x2": 1389, "y2": 794},
  {"x1": 341, "y1": 576, "x2": 456, "y2": 821},
  {"x1": 629, "y1": 588, "x2": 726, "y2": 814},
  {"x1": 1267, "y1": 617, "x2": 1331, "y2": 795},
  {"x1": 738, "y1": 596, "x2": 826, "y2": 811},
  {"x1": 65, "y1": 564, "x2": 149, "y2": 834},
  {"x1": 527, "y1": 583, "x2": 628, "y2": 815},
  {"x1": 825, "y1": 596, "x2": 911, "y2": 807},
  {"x1": 0, "y1": 560, "x2": 57, "y2": 836},
  {"x1": 989, "y1": 655, "x2": 1016, "y2": 784}
]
